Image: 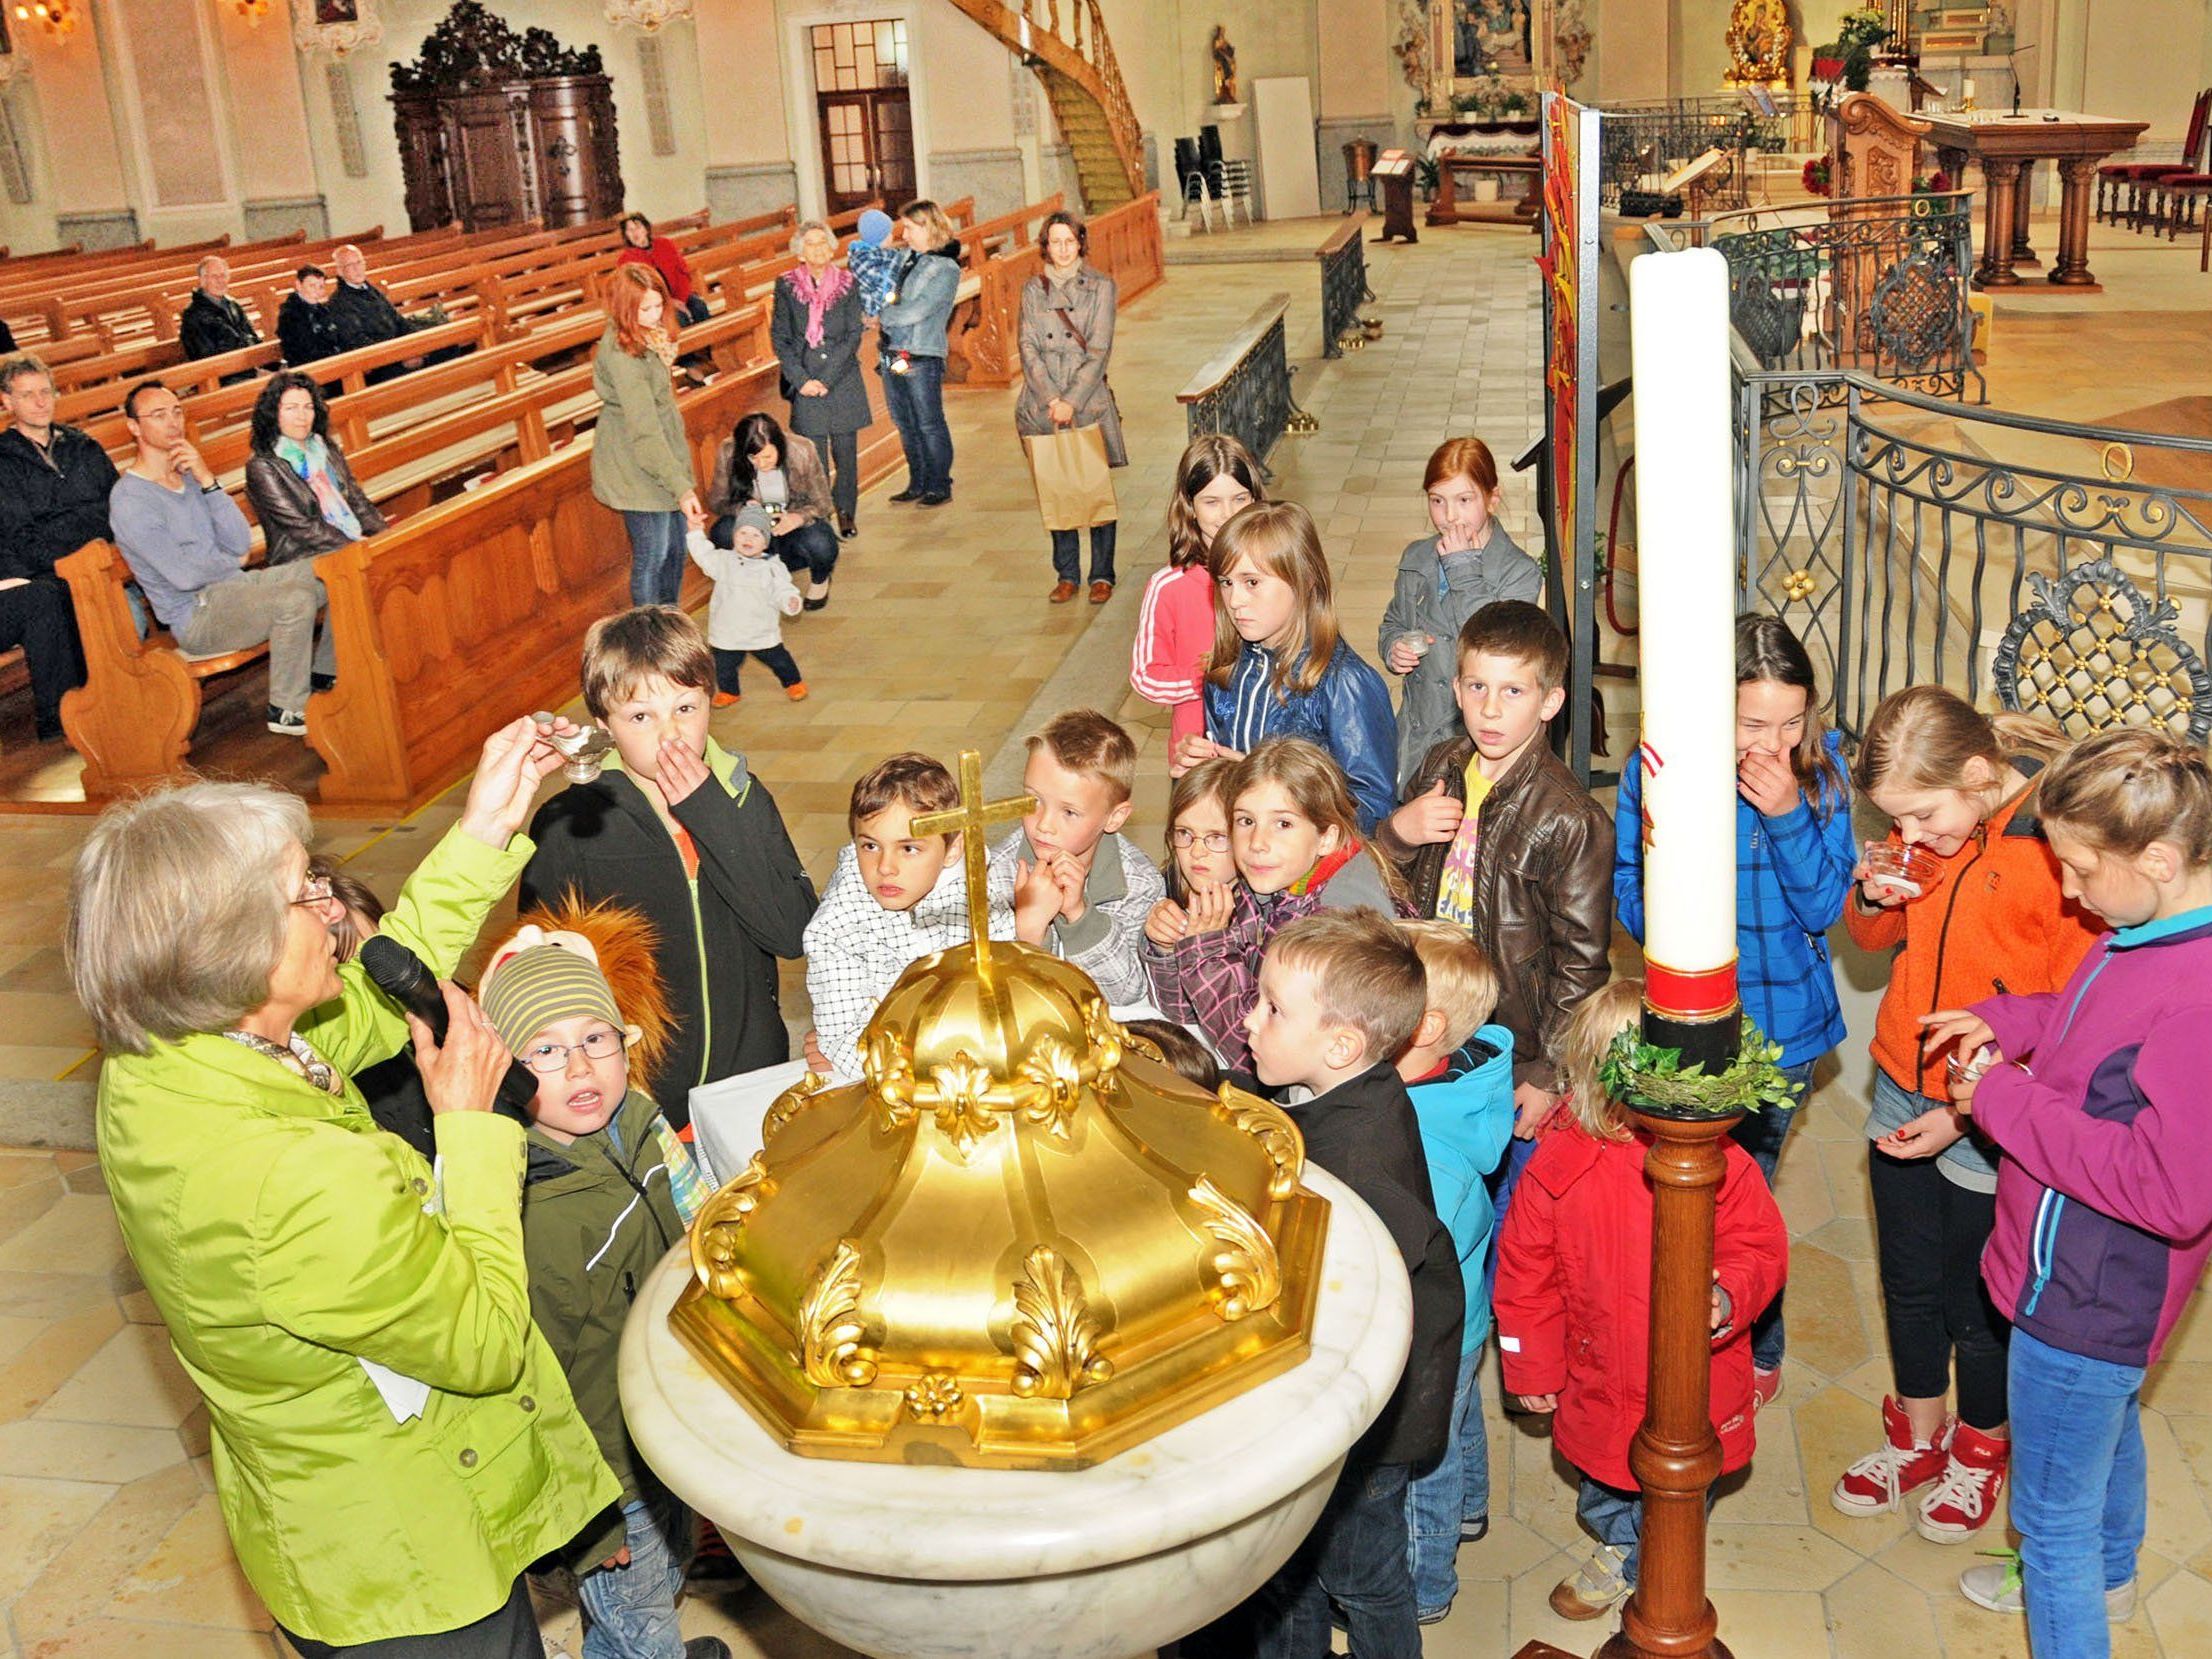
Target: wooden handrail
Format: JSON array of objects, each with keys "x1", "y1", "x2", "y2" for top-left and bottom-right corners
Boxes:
[
  {"x1": 1178, "y1": 294, "x2": 1292, "y2": 404},
  {"x1": 942, "y1": 0, "x2": 1144, "y2": 203}
]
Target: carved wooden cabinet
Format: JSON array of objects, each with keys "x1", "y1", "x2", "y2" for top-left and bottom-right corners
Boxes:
[{"x1": 391, "y1": 75, "x2": 623, "y2": 233}]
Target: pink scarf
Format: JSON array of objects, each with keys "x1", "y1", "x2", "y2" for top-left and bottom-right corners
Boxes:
[{"x1": 787, "y1": 263, "x2": 855, "y2": 348}]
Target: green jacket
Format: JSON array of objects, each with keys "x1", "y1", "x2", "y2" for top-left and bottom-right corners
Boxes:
[
  {"x1": 95, "y1": 825, "x2": 620, "y2": 1646},
  {"x1": 589, "y1": 324, "x2": 694, "y2": 512},
  {"x1": 521, "y1": 1085, "x2": 690, "y2": 1568}
]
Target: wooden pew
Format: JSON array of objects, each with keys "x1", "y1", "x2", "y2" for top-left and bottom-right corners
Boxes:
[
  {"x1": 306, "y1": 315, "x2": 909, "y2": 812},
  {"x1": 46, "y1": 298, "x2": 907, "y2": 797},
  {"x1": 953, "y1": 191, "x2": 1164, "y2": 387}
]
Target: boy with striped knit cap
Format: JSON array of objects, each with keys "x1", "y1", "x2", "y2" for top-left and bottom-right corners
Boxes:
[{"x1": 478, "y1": 898, "x2": 725, "y2": 1659}]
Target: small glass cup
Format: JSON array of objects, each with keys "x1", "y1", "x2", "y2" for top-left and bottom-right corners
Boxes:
[
  {"x1": 532, "y1": 712, "x2": 616, "y2": 784},
  {"x1": 1862, "y1": 839, "x2": 1938, "y2": 899}
]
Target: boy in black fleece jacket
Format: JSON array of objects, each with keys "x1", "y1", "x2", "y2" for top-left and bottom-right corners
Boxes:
[
  {"x1": 522, "y1": 608, "x2": 815, "y2": 1129},
  {"x1": 1225, "y1": 909, "x2": 1463, "y2": 1657}
]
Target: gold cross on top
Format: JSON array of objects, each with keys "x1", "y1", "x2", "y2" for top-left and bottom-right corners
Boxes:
[{"x1": 909, "y1": 750, "x2": 1036, "y2": 985}]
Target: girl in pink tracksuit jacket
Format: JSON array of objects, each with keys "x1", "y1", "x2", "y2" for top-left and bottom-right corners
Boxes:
[
  {"x1": 1927, "y1": 729, "x2": 2212, "y2": 1657},
  {"x1": 1132, "y1": 434, "x2": 1262, "y2": 746}
]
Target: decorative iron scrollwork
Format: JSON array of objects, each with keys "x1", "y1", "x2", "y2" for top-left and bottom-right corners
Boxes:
[{"x1": 1993, "y1": 558, "x2": 2212, "y2": 744}]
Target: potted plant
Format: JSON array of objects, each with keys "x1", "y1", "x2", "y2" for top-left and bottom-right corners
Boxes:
[{"x1": 1811, "y1": 7, "x2": 1892, "y2": 91}]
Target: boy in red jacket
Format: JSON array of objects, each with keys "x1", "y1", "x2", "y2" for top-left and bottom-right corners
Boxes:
[{"x1": 1493, "y1": 981, "x2": 1788, "y2": 1621}]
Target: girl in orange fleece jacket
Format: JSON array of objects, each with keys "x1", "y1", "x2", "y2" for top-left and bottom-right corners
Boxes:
[{"x1": 1831, "y1": 687, "x2": 2102, "y2": 1546}]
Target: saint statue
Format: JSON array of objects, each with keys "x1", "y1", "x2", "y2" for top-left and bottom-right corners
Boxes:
[{"x1": 1211, "y1": 26, "x2": 1238, "y2": 105}]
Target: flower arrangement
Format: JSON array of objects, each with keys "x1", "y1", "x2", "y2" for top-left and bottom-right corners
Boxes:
[
  {"x1": 1810, "y1": 6, "x2": 1892, "y2": 91},
  {"x1": 1802, "y1": 155, "x2": 1834, "y2": 196}
]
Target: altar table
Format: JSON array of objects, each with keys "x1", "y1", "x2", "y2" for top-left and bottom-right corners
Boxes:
[{"x1": 1919, "y1": 110, "x2": 2150, "y2": 293}]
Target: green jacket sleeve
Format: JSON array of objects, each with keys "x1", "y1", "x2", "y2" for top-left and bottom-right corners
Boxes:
[
  {"x1": 299, "y1": 825, "x2": 534, "y2": 1078},
  {"x1": 255, "y1": 1111, "x2": 536, "y2": 1396}
]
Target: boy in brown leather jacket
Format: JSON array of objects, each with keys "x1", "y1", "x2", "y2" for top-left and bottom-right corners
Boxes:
[{"x1": 1375, "y1": 600, "x2": 1612, "y2": 1142}]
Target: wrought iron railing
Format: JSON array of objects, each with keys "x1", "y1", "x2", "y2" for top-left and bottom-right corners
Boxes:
[
  {"x1": 1596, "y1": 95, "x2": 1818, "y2": 211},
  {"x1": 1733, "y1": 366, "x2": 2212, "y2": 744},
  {"x1": 1317, "y1": 220, "x2": 1373, "y2": 360},
  {"x1": 1708, "y1": 191, "x2": 1983, "y2": 401},
  {"x1": 1176, "y1": 293, "x2": 1313, "y2": 475}
]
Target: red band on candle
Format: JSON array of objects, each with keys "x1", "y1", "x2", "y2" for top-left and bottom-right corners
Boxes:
[{"x1": 1645, "y1": 958, "x2": 1739, "y2": 1021}]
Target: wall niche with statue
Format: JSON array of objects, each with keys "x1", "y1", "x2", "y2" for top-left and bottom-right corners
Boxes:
[{"x1": 389, "y1": 0, "x2": 623, "y2": 233}]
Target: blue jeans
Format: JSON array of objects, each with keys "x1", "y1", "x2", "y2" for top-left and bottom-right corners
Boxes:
[
  {"x1": 1251, "y1": 1459, "x2": 1420, "y2": 1658},
  {"x1": 1578, "y1": 1476, "x2": 1646, "y2": 1586},
  {"x1": 1731, "y1": 1059, "x2": 1813, "y2": 1372},
  {"x1": 620, "y1": 509, "x2": 686, "y2": 608},
  {"x1": 2009, "y1": 1329, "x2": 2147, "y2": 1659},
  {"x1": 578, "y1": 1497, "x2": 694, "y2": 1659},
  {"x1": 881, "y1": 355, "x2": 952, "y2": 495},
  {"x1": 1406, "y1": 1345, "x2": 1487, "y2": 1619}
]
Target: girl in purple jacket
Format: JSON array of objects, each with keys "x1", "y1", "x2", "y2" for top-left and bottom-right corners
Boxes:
[{"x1": 1925, "y1": 728, "x2": 2212, "y2": 1656}]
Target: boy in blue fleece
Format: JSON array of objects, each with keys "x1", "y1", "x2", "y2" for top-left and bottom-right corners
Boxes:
[
  {"x1": 847, "y1": 209, "x2": 901, "y2": 319},
  {"x1": 1394, "y1": 919, "x2": 1517, "y2": 1625}
]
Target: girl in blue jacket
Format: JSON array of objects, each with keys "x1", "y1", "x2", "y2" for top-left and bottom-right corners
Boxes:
[
  {"x1": 1173, "y1": 500, "x2": 1397, "y2": 834},
  {"x1": 1614, "y1": 612, "x2": 1854, "y2": 1401}
]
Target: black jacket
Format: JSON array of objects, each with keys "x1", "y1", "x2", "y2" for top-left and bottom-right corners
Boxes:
[
  {"x1": 244, "y1": 443, "x2": 387, "y2": 566},
  {"x1": 0, "y1": 423, "x2": 119, "y2": 581},
  {"x1": 328, "y1": 280, "x2": 414, "y2": 353},
  {"x1": 520, "y1": 750, "x2": 817, "y2": 1125},
  {"x1": 1286, "y1": 1060, "x2": 1464, "y2": 1472},
  {"x1": 276, "y1": 294, "x2": 344, "y2": 366},
  {"x1": 179, "y1": 291, "x2": 260, "y2": 360}
]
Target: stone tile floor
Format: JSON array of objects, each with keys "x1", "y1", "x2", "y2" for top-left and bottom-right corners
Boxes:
[{"x1": 4, "y1": 209, "x2": 2212, "y2": 1656}]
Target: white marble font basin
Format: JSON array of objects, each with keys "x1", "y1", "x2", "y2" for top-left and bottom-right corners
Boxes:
[{"x1": 619, "y1": 1164, "x2": 1413, "y2": 1659}]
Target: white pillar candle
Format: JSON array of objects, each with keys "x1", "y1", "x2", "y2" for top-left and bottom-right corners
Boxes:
[{"x1": 1629, "y1": 249, "x2": 1739, "y2": 1000}]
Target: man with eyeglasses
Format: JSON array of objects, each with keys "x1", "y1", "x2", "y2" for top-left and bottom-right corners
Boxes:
[
  {"x1": 109, "y1": 379, "x2": 336, "y2": 737},
  {"x1": 0, "y1": 354, "x2": 104, "y2": 743}
]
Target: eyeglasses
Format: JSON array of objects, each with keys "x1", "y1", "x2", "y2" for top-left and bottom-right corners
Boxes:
[
  {"x1": 1170, "y1": 828, "x2": 1231, "y2": 851},
  {"x1": 291, "y1": 877, "x2": 335, "y2": 909},
  {"x1": 517, "y1": 1028, "x2": 626, "y2": 1074}
]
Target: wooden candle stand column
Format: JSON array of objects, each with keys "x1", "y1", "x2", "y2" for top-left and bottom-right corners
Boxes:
[{"x1": 1600, "y1": 1105, "x2": 1740, "y2": 1659}]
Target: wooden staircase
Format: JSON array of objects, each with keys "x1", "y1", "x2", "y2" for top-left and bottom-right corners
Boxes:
[{"x1": 945, "y1": 0, "x2": 1145, "y2": 213}]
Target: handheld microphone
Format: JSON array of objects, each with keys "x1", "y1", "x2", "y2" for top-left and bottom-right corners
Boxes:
[{"x1": 358, "y1": 935, "x2": 540, "y2": 1123}]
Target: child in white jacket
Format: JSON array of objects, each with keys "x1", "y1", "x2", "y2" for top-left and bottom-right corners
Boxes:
[{"x1": 691, "y1": 503, "x2": 807, "y2": 704}]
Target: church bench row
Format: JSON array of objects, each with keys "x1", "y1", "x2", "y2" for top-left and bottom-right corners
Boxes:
[
  {"x1": 0, "y1": 231, "x2": 308, "y2": 321},
  {"x1": 52, "y1": 299, "x2": 908, "y2": 801},
  {"x1": 38, "y1": 207, "x2": 792, "y2": 404},
  {"x1": 1, "y1": 228, "x2": 389, "y2": 342},
  {"x1": 50, "y1": 311, "x2": 739, "y2": 788},
  {"x1": 68, "y1": 205, "x2": 782, "y2": 361}
]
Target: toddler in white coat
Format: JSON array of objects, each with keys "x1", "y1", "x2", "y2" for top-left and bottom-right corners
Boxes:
[{"x1": 690, "y1": 502, "x2": 807, "y2": 704}]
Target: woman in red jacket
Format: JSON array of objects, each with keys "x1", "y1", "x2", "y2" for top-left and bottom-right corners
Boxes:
[
  {"x1": 617, "y1": 213, "x2": 709, "y2": 327},
  {"x1": 1494, "y1": 980, "x2": 1789, "y2": 1623}
]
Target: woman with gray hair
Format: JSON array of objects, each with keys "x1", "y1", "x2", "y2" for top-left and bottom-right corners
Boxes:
[
  {"x1": 770, "y1": 218, "x2": 872, "y2": 538},
  {"x1": 68, "y1": 717, "x2": 618, "y2": 1659}
]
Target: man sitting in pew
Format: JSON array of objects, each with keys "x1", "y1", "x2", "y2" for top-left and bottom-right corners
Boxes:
[
  {"x1": 276, "y1": 266, "x2": 344, "y2": 372},
  {"x1": 328, "y1": 244, "x2": 466, "y2": 382},
  {"x1": 0, "y1": 355, "x2": 99, "y2": 743},
  {"x1": 179, "y1": 256, "x2": 261, "y2": 362},
  {"x1": 108, "y1": 381, "x2": 334, "y2": 740}
]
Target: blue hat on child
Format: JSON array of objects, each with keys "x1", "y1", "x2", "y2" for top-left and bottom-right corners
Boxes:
[{"x1": 857, "y1": 209, "x2": 894, "y2": 245}]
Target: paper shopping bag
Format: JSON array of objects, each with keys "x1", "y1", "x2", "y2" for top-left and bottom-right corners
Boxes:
[{"x1": 1025, "y1": 425, "x2": 1119, "y2": 531}]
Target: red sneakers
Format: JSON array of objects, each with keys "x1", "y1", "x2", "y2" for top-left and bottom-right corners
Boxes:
[
  {"x1": 1831, "y1": 1395, "x2": 1952, "y2": 1516},
  {"x1": 1916, "y1": 1421, "x2": 2009, "y2": 1542},
  {"x1": 1752, "y1": 1365, "x2": 1784, "y2": 1412}
]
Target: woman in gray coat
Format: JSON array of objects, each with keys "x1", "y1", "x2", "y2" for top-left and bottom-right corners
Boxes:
[
  {"x1": 770, "y1": 220, "x2": 871, "y2": 539},
  {"x1": 1015, "y1": 210, "x2": 1126, "y2": 604}
]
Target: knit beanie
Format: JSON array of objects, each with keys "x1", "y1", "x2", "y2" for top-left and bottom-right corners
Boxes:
[
  {"x1": 481, "y1": 942, "x2": 623, "y2": 1056},
  {"x1": 858, "y1": 208, "x2": 894, "y2": 246},
  {"x1": 730, "y1": 502, "x2": 777, "y2": 546}
]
